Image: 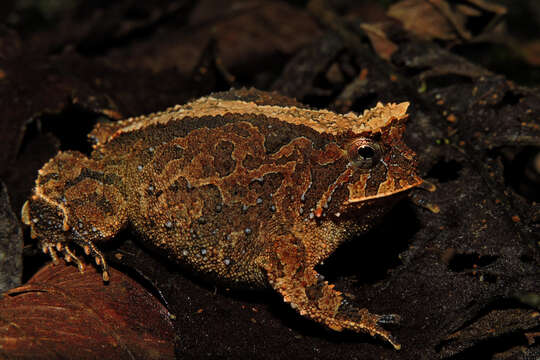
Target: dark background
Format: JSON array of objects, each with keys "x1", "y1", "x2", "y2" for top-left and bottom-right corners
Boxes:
[{"x1": 0, "y1": 1, "x2": 538, "y2": 359}]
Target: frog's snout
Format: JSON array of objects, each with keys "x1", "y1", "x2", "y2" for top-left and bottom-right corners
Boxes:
[{"x1": 21, "y1": 196, "x2": 69, "y2": 240}]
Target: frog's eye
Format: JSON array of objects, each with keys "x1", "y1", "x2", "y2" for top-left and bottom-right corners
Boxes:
[{"x1": 347, "y1": 138, "x2": 382, "y2": 169}]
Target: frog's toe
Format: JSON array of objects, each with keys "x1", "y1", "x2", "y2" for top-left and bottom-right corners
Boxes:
[
  {"x1": 74, "y1": 239, "x2": 110, "y2": 282},
  {"x1": 42, "y1": 243, "x2": 60, "y2": 265},
  {"x1": 61, "y1": 245, "x2": 86, "y2": 273},
  {"x1": 376, "y1": 313, "x2": 400, "y2": 325},
  {"x1": 335, "y1": 301, "x2": 402, "y2": 349}
]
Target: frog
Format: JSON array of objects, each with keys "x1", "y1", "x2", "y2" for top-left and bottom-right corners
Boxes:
[{"x1": 21, "y1": 88, "x2": 422, "y2": 349}]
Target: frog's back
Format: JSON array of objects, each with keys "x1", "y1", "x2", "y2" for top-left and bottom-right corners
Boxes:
[
  {"x1": 91, "y1": 89, "x2": 345, "y2": 285},
  {"x1": 107, "y1": 115, "x2": 288, "y2": 286}
]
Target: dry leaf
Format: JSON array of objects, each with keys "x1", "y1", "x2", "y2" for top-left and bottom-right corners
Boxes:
[
  {"x1": 0, "y1": 264, "x2": 174, "y2": 360},
  {"x1": 388, "y1": 0, "x2": 458, "y2": 40},
  {"x1": 388, "y1": 0, "x2": 507, "y2": 42},
  {"x1": 360, "y1": 23, "x2": 399, "y2": 61}
]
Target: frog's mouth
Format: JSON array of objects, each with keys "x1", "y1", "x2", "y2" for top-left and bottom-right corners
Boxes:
[
  {"x1": 345, "y1": 175, "x2": 423, "y2": 204},
  {"x1": 312, "y1": 162, "x2": 423, "y2": 218}
]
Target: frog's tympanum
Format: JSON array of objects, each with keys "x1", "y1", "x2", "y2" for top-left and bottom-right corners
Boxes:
[{"x1": 22, "y1": 89, "x2": 422, "y2": 349}]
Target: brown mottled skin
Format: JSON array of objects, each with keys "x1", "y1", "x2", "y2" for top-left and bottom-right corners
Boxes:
[{"x1": 22, "y1": 88, "x2": 422, "y2": 349}]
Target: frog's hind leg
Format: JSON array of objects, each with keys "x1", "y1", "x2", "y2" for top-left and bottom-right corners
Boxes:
[{"x1": 262, "y1": 233, "x2": 401, "y2": 350}]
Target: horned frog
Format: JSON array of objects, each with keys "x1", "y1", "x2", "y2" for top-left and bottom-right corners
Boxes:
[{"x1": 22, "y1": 88, "x2": 422, "y2": 349}]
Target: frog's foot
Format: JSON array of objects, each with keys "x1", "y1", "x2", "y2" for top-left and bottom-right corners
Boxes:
[
  {"x1": 42, "y1": 242, "x2": 86, "y2": 272},
  {"x1": 336, "y1": 298, "x2": 401, "y2": 349},
  {"x1": 263, "y1": 234, "x2": 401, "y2": 350},
  {"x1": 59, "y1": 243, "x2": 86, "y2": 273},
  {"x1": 74, "y1": 239, "x2": 110, "y2": 282},
  {"x1": 41, "y1": 240, "x2": 109, "y2": 281}
]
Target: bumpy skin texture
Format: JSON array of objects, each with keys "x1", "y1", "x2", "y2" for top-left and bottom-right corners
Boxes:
[{"x1": 22, "y1": 88, "x2": 422, "y2": 349}]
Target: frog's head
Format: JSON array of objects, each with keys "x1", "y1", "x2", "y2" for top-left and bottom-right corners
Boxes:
[
  {"x1": 313, "y1": 102, "x2": 422, "y2": 218},
  {"x1": 344, "y1": 102, "x2": 422, "y2": 203}
]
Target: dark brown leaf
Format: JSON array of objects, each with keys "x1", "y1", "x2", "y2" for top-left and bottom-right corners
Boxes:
[
  {"x1": 388, "y1": 0, "x2": 459, "y2": 40},
  {"x1": 0, "y1": 264, "x2": 174, "y2": 360},
  {"x1": 388, "y1": 0, "x2": 507, "y2": 41},
  {"x1": 359, "y1": 23, "x2": 399, "y2": 61}
]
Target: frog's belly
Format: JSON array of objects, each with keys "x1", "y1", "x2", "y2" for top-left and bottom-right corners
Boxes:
[{"x1": 129, "y1": 211, "x2": 269, "y2": 287}]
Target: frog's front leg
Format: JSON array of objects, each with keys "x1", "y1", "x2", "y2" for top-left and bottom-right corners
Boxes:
[
  {"x1": 21, "y1": 151, "x2": 128, "y2": 281},
  {"x1": 261, "y1": 233, "x2": 401, "y2": 350}
]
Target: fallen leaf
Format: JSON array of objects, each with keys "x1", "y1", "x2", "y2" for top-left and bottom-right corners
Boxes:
[
  {"x1": 0, "y1": 264, "x2": 174, "y2": 360},
  {"x1": 360, "y1": 23, "x2": 399, "y2": 61},
  {"x1": 388, "y1": 0, "x2": 458, "y2": 41},
  {"x1": 388, "y1": 0, "x2": 507, "y2": 42}
]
